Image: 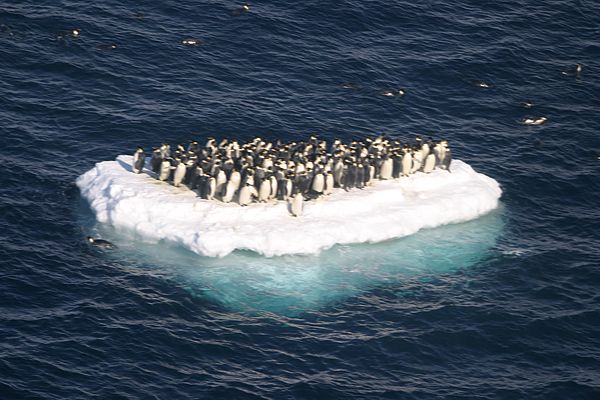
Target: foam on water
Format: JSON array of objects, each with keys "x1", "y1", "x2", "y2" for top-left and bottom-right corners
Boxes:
[{"x1": 76, "y1": 155, "x2": 502, "y2": 257}]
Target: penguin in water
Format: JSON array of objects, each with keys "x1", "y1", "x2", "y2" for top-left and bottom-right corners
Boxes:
[
  {"x1": 469, "y1": 79, "x2": 492, "y2": 88},
  {"x1": 132, "y1": 147, "x2": 145, "y2": 174},
  {"x1": 182, "y1": 38, "x2": 202, "y2": 46},
  {"x1": 522, "y1": 100, "x2": 534, "y2": 108},
  {"x1": 87, "y1": 236, "x2": 115, "y2": 249},
  {"x1": 381, "y1": 89, "x2": 406, "y2": 97},
  {"x1": 97, "y1": 43, "x2": 117, "y2": 50},
  {"x1": 57, "y1": 29, "x2": 81, "y2": 40},
  {"x1": 562, "y1": 63, "x2": 582, "y2": 77},
  {"x1": 522, "y1": 117, "x2": 547, "y2": 125},
  {"x1": 231, "y1": 3, "x2": 250, "y2": 16}
]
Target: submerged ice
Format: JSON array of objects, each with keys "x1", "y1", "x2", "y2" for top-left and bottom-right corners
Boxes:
[{"x1": 76, "y1": 155, "x2": 502, "y2": 257}]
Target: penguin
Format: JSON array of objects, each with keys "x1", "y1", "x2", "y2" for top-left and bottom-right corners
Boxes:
[
  {"x1": 411, "y1": 148, "x2": 423, "y2": 173},
  {"x1": 97, "y1": 43, "x2": 118, "y2": 50},
  {"x1": 311, "y1": 172, "x2": 325, "y2": 194},
  {"x1": 86, "y1": 236, "x2": 115, "y2": 249},
  {"x1": 379, "y1": 156, "x2": 393, "y2": 180},
  {"x1": 215, "y1": 170, "x2": 227, "y2": 197},
  {"x1": 355, "y1": 164, "x2": 365, "y2": 189},
  {"x1": 423, "y1": 153, "x2": 436, "y2": 173},
  {"x1": 289, "y1": 192, "x2": 304, "y2": 217},
  {"x1": 381, "y1": 89, "x2": 405, "y2": 97},
  {"x1": 333, "y1": 158, "x2": 344, "y2": 187},
  {"x1": 258, "y1": 179, "x2": 271, "y2": 202},
  {"x1": 238, "y1": 183, "x2": 257, "y2": 206},
  {"x1": 561, "y1": 63, "x2": 582, "y2": 77},
  {"x1": 222, "y1": 179, "x2": 237, "y2": 203},
  {"x1": 401, "y1": 151, "x2": 412, "y2": 177},
  {"x1": 172, "y1": 161, "x2": 187, "y2": 187},
  {"x1": 323, "y1": 172, "x2": 334, "y2": 195},
  {"x1": 206, "y1": 177, "x2": 216, "y2": 200},
  {"x1": 132, "y1": 147, "x2": 145, "y2": 174},
  {"x1": 159, "y1": 159, "x2": 171, "y2": 181},
  {"x1": 522, "y1": 100, "x2": 534, "y2": 108},
  {"x1": 470, "y1": 79, "x2": 492, "y2": 88},
  {"x1": 182, "y1": 38, "x2": 202, "y2": 46},
  {"x1": 57, "y1": 29, "x2": 81, "y2": 40},
  {"x1": 269, "y1": 175, "x2": 278, "y2": 200},
  {"x1": 523, "y1": 117, "x2": 547, "y2": 125},
  {"x1": 442, "y1": 147, "x2": 452, "y2": 172}
]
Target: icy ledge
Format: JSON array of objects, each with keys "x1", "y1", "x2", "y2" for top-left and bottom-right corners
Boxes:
[{"x1": 76, "y1": 155, "x2": 502, "y2": 257}]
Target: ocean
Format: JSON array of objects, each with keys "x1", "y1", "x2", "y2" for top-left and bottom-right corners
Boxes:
[{"x1": 1, "y1": 0, "x2": 599, "y2": 398}]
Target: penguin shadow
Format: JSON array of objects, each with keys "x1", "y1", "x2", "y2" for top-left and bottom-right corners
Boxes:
[{"x1": 117, "y1": 158, "x2": 134, "y2": 173}]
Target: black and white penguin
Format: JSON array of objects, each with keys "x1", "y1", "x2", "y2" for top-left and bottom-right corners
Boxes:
[
  {"x1": 289, "y1": 192, "x2": 304, "y2": 217},
  {"x1": 469, "y1": 79, "x2": 492, "y2": 88},
  {"x1": 87, "y1": 236, "x2": 115, "y2": 249},
  {"x1": 522, "y1": 117, "x2": 547, "y2": 125},
  {"x1": 97, "y1": 43, "x2": 118, "y2": 50},
  {"x1": 238, "y1": 183, "x2": 257, "y2": 206},
  {"x1": 57, "y1": 29, "x2": 81, "y2": 40},
  {"x1": 159, "y1": 159, "x2": 171, "y2": 181},
  {"x1": 562, "y1": 63, "x2": 582, "y2": 77},
  {"x1": 173, "y1": 161, "x2": 187, "y2": 187},
  {"x1": 132, "y1": 147, "x2": 145, "y2": 174},
  {"x1": 182, "y1": 38, "x2": 202, "y2": 46}
]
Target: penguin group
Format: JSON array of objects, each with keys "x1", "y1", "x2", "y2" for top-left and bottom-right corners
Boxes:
[{"x1": 131, "y1": 135, "x2": 452, "y2": 216}]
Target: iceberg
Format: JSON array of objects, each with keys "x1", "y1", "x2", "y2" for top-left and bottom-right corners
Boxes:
[{"x1": 76, "y1": 155, "x2": 502, "y2": 258}]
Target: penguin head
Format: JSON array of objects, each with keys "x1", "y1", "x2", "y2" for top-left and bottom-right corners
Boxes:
[
  {"x1": 72, "y1": 29, "x2": 81, "y2": 36},
  {"x1": 86, "y1": 236, "x2": 94, "y2": 243}
]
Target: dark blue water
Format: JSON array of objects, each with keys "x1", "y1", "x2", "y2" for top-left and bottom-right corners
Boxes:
[{"x1": 2, "y1": 1, "x2": 600, "y2": 398}]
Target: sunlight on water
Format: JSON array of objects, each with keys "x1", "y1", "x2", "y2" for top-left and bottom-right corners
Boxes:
[{"x1": 81, "y1": 200, "x2": 504, "y2": 315}]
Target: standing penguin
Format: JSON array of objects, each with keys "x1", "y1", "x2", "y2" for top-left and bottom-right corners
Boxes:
[
  {"x1": 411, "y1": 148, "x2": 423, "y2": 173},
  {"x1": 258, "y1": 179, "x2": 271, "y2": 202},
  {"x1": 159, "y1": 159, "x2": 171, "y2": 181},
  {"x1": 423, "y1": 153, "x2": 436, "y2": 173},
  {"x1": 151, "y1": 148, "x2": 162, "y2": 174},
  {"x1": 238, "y1": 183, "x2": 257, "y2": 206},
  {"x1": 379, "y1": 155, "x2": 393, "y2": 180},
  {"x1": 206, "y1": 177, "x2": 216, "y2": 200},
  {"x1": 401, "y1": 151, "x2": 412, "y2": 177},
  {"x1": 323, "y1": 172, "x2": 334, "y2": 195},
  {"x1": 132, "y1": 147, "x2": 145, "y2": 174},
  {"x1": 311, "y1": 172, "x2": 325, "y2": 195},
  {"x1": 289, "y1": 192, "x2": 304, "y2": 217},
  {"x1": 172, "y1": 160, "x2": 187, "y2": 187}
]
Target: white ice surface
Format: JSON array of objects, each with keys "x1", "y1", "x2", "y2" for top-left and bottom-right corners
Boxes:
[{"x1": 76, "y1": 155, "x2": 502, "y2": 257}]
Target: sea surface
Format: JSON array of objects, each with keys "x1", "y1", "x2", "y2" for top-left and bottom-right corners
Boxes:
[{"x1": 1, "y1": 1, "x2": 600, "y2": 398}]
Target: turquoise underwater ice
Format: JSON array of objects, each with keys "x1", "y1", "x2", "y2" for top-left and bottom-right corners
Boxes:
[{"x1": 84, "y1": 204, "x2": 504, "y2": 315}]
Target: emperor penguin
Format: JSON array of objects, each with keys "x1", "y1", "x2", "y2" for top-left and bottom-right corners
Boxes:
[
  {"x1": 159, "y1": 159, "x2": 171, "y2": 181},
  {"x1": 258, "y1": 179, "x2": 271, "y2": 202},
  {"x1": 401, "y1": 151, "x2": 412, "y2": 177},
  {"x1": 132, "y1": 147, "x2": 145, "y2": 174},
  {"x1": 423, "y1": 153, "x2": 436, "y2": 173},
  {"x1": 238, "y1": 183, "x2": 257, "y2": 206},
  {"x1": 289, "y1": 192, "x2": 304, "y2": 217},
  {"x1": 172, "y1": 161, "x2": 187, "y2": 187},
  {"x1": 379, "y1": 156, "x2": 393, "y2": 180}
]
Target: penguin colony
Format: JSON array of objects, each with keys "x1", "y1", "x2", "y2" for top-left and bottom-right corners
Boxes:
[{"x1": 131, "y1": 135, "x2": 452, "y2": 217}]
